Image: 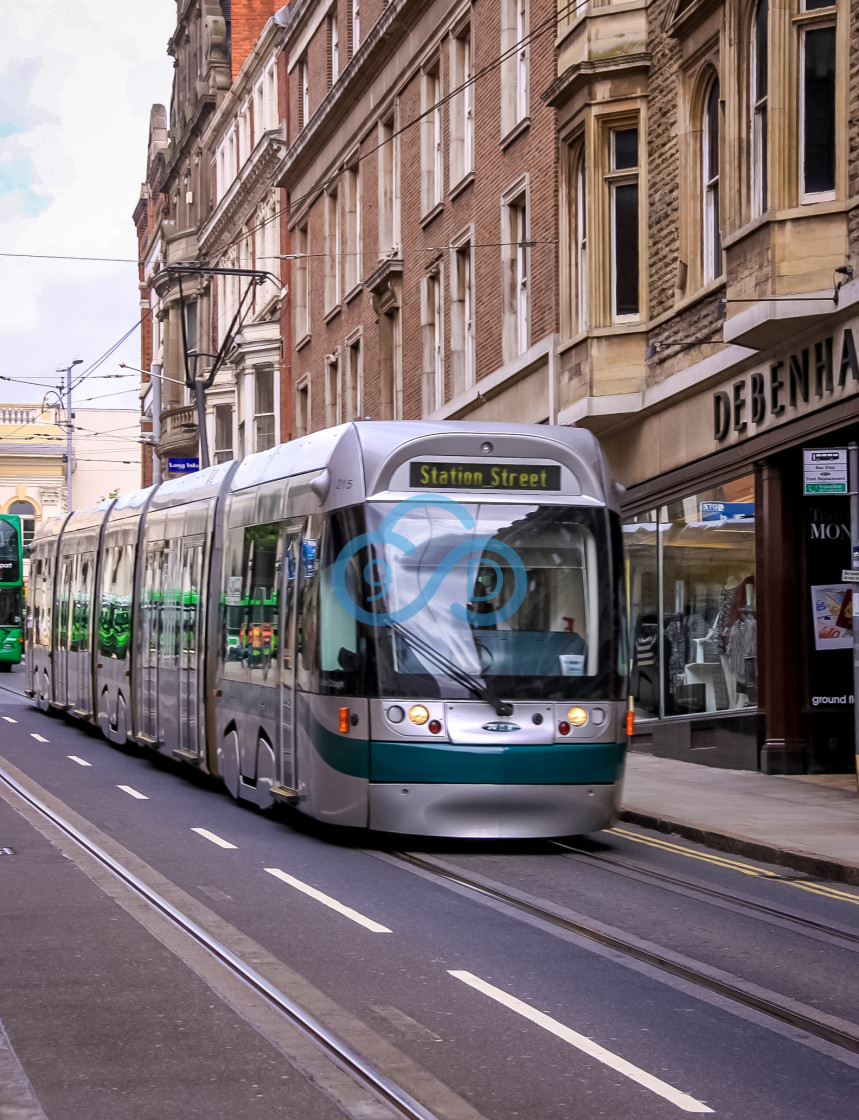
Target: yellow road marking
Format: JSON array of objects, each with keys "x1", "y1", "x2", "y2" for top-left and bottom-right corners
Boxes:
[{"x1": 610, "y1": 826, "x2": 859, "y2": 906}]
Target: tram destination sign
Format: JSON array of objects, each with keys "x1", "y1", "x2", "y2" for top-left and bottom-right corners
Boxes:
[{"x1": 409, "y1": 461, "x2": 561, "y2": 491}]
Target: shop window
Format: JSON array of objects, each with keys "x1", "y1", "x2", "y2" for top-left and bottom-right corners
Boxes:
[{"x1": 625, "y1": 476, "x2": 757, "y2": 720}]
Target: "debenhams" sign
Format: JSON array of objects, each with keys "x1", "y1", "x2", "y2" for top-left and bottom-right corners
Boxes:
[{"x1": 713, "y1": 324, "x2": 859, "y2": 442}]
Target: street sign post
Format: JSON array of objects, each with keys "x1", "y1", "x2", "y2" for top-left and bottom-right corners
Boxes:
[{"x1": 803, "y1": 448, "x2": 848, "y2": 495}]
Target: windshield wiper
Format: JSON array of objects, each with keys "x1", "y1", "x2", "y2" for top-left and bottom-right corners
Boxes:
[{"x1": 388, "y1": 621, "x2": 513, "y2": 717}]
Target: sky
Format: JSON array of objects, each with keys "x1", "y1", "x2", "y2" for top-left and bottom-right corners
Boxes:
[{"x1": 0, "y1": 0, "x2": 177, "y2": 418}]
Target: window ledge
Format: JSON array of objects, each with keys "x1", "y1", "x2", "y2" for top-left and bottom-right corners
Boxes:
[
  {"x1": 323, "y1": 303, "x2": 342, "y2": 325},
  {"x1": 448, "y1": 171, "x2": 476, "y2": 203},
  {"x1": 344, "y1": 284, "x2": 363, "y2": 306},
  {"x1": 722, "y1": 195, "x2": 853, "y2": 250},
  {"x1": 420, "y1": 201, "x2": 445, "y2": 229},
  {"x1": 295, "y1": 332, "x2": 312, "y2": 352},
  {"x1": 500, "y1": 117, "x2": 530, "y2": 152}
]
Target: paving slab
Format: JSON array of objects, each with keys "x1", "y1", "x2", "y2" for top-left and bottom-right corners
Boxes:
[{"x1": 621, "y1": 752, "x2": 859, "y2": 886}]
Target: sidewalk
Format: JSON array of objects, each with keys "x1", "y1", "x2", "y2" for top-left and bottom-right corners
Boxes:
[{"x1": 621, "y1": 752, "x2": 859, "y2": 886}]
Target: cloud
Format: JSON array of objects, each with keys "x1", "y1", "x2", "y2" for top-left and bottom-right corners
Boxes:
[{"x1": 0, "y1": 1, "x2": 176, "y2": 404}]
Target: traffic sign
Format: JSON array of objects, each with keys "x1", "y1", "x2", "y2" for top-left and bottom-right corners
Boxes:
[
  {"x1": 803, "y1": 448, "x2": 848, "y2": 495},
  {"x1": 168, "y1": 457, "x2": 199, "y2": 474}
]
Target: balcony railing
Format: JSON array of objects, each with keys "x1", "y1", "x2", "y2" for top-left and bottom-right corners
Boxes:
[{"x1": 159, "y1": 404, "x2": 198, "y2": 456}]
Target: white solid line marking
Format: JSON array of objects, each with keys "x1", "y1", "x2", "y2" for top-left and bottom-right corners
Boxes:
[
  {"x1": 29, "y1": 733, "x2": 49, "y2": 743},
  {"x1": 2, "y1": 716, "x2": 17, "y2": 723},
  {"x1": 67, "y1": 755, "x2": 91, "y2": 766},
  {"x1": 118, "y1": 785, "x2": 148, "y2": 800},
  {"x1": 264, "y1": 868, "x2": 392, "y2": 933},
  {"x1": 191, "y1": 827, "x2": 237, "y2": 850},
  {"x1": 449, "y1": 971, "x2": 714, "y2": 1114}
]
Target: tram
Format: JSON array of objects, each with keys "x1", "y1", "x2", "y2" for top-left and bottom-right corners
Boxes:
[
  {"x1": 0, "y1": 512, "x2": 25, "y2": 670},
  {"x1": 27, "y1": 421, "x2": 628, "y2": 838}
]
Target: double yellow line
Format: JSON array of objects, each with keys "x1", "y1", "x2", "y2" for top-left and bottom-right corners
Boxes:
[{"x1": 610, "y1": 825, "x2": 859, "y2": 906}]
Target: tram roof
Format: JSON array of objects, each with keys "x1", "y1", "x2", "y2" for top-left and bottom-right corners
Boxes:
[{"x1": 227, "y1": 421, "x2": 613, "y2": 503}]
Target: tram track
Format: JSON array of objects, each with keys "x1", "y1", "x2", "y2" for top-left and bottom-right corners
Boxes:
[
  {"x1": 552, "y1": 839, "x2": 859, "y2": 952},
  {"x1": 0, "y1": 763, "x2": 446, "y2": 1120},
  {"x1": 384, "y1": 849, "x2": 859, "y2": 1058}
]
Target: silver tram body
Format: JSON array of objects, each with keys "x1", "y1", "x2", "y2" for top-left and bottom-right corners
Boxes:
[{"x1": 27, "y1": 421, "x2": 628, "y2": 839}]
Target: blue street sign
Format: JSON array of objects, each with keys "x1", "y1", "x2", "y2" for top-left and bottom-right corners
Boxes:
[{"x1": 168, "y1": 457, "x2": 200, "y2": 474}]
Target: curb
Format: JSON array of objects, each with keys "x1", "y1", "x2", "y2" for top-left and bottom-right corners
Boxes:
[{"x1": 620, "y1": 808, "x2": 859, "y2": 889}]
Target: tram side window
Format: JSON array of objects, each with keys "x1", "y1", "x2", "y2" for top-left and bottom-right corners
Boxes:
[
  {"x1": 71, "y1": 554, "x2": 93, "y2": 653},
  {"x1": 99, "y1": 545, "x2": 133, "y2": 660},
  {"x1": 237, "y1": 522, "x2": 282, "y2": 685},
  {"x1": 317, "y1": 508, "x2": 375, "y2": 696},
  {"x1": 222, "y1": 527, "x2": 246, "y2": 679}
]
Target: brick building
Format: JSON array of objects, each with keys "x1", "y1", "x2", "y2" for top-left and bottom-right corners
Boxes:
[{"x1": 274, "y1": 0, "x2": 562, "y2": 435}]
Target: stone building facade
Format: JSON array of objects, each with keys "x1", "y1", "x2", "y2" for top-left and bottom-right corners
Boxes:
[
  {"x1": 134, "y1": 1, "x2": 288, "y2": 482},
  {"x1": 545, "y1": 0, "x2": 859, "y2": 775}
]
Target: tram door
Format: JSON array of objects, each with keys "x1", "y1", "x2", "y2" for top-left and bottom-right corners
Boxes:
[
  {"x1": 278, "y1": 527, "x2": 301, "y2": 790},
  {"x1": 70, "y1": 553, "x2": 94, "y2": 716},
  {"x1": 54, "y1": 555, "x2": 74, "y2": 705},
  {"x1": 140, "y1": 544, "x2": 166, "y2": 742},
  {"x1": 178, "y1": 539, "x2": 204, "y2": 760}
]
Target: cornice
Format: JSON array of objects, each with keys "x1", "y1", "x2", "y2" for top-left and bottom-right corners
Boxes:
[
  {"x1": 541, "y1": 53, "x2": 652, "y2": 110},
  {"x1": 200, "y1": 132, "x2": 287, "y2": 252}
]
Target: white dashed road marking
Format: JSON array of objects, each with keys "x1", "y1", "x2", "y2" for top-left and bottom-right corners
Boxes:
[
  {"x1": 118, "y1": 785, "x2": 148, "y2": 800},
  {"x1": 264, "y1": 867, "x2": 392, "y2": 933},
  {"x1": 449, "y1": 971, "x2": 714, "y2": 1114},
  {"x1": 67, "y1": 756, "x2": 92, "y2": 766},
  {"x1": 30, "y1": 734, "x2": 49, "y2": 743},
  {"x1": 2, "y1": 716, "x2": 17, "y2": 723},
  {"x1": 191, "y1": 828, "x2": 237, "y2": 849}
]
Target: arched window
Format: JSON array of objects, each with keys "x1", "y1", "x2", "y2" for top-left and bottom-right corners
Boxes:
[
  {"x1": 703, "y1": 78, "x2": 721, "y2": 282},
  {"x1": 750, "y1": 0, "x2": 768, "y2": 217},
  {"x1": 8, "y1": 501, "x2": 36, "y2": 545}
]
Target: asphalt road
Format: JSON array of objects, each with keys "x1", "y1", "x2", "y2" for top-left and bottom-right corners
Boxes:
[{"x1": 2, "y1": 668, "x2": 859, "y2": 1120}]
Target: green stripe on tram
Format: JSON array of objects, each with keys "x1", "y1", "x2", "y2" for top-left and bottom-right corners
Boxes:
[{"x1": 310, "y1": 718, "x2": 624, "y2": 785}]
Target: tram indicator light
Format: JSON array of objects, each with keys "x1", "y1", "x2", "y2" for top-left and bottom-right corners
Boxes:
[
  {"x1": 339, "y1": 707, "x2": 350, "y2": 733},
  {"x1": 409, "y1": 461, "x2": 561, "y2": 491}
]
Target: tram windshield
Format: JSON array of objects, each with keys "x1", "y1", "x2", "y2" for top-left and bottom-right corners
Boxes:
[{"x1": 321, "y1": 501, "x2": 621, "y2": 702}]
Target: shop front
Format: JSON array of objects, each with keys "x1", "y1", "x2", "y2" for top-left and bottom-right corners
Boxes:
[{"x1": 599, "y1": 307, "x2": 859, "y2": 774}]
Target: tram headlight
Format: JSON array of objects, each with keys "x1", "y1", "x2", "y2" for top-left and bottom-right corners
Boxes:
[
  {"x1": 567, "y1": 706, "x2": 589, "y2": 728},
  {"x1": 408, "y1": 704, "x2": 430, "y2": 726},
  {"x1": 387, "y1": 705, "x2": 405, "y2": 724}
]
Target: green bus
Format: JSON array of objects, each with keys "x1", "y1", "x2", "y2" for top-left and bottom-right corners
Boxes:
[{"x1": 0, "y1": 513, "x2": 25, "y2": 670}]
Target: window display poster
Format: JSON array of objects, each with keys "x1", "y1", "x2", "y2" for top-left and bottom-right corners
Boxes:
[{"x1": 810, "y1": 585, "x2": 853, "y2": 650}]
